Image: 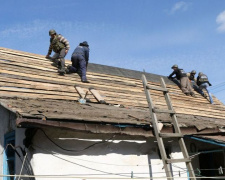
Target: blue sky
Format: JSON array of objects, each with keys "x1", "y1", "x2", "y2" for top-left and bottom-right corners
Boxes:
[{"x1": 0, "y1": 0, "x2": 225, "y2": 103}]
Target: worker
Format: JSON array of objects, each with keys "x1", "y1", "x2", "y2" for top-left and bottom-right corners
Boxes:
[
  {"x1": 187, "y1": 70, "x2": 197, "y2": 90},
  {"x1": 66, "y1": 41, "x2": 90, "y2": 83},
  {"x1": 46, "y1": 29, "x2": 70, "y2": 75},
  {"x1": 197, "y1": 72, "x2": 213, "y2": 104},
  {"x1": 168, "y1": 64, "x2": 195, "y2": 97},
  {"x1": 187, "y1": 70, "x2": 197, "y2": 83}
]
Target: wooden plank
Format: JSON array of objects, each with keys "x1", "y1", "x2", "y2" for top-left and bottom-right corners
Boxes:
[
  {"x1": 0, "y1": 56, "x2": 55, "y2": 72},
  {"x1": 0, "y1": 49, "x2": 47, "y2": 60},
  {"x1": 159, "y1": 133, "x2": 183, "y2": 138},
  {"x1": 0, "y1": 91, "x2": 78, "y2": 101},
  {"x1": 0, "y1": 76, "x2": 224, "y2": 118},
  {"x1": 0, "y1": 69, "x2": 143, "y2": 93},
  {"x1": 74, "y1": 85, "x2": 86, "y2": 98},
  {"x1": 0, "y1": 49, "x2": 221, "y2": 108},
  {"x1": 0, "y1": 47, "x2": 46, "y2": 58},
  {"x1": 166, "y1": 158, "x2": 191, "y2": 164},
  {"x1": 0, "y1": 63, "x2": 216, "y2": 105},
  {"x1": 89, "y1": 88, "x2": 106, "y2": 104},
  {"x1": 0, "y1": 60, "x2": 216, "y2": 105},
  {"x1": 0, "y1": 54, "x2": 220, "y2": 103},
  {"x1": 0, "y1": 63, "x2": 143, "y2": 92},
  {"x1": 0, "y1": 86, "x2": 80, "y2": 98},
  {"x1": 0, "y1": 50, "x2": 224, "y2": 118},
  {"x1": 1, "y1": 78, "x2": 223, "y2": 119}
]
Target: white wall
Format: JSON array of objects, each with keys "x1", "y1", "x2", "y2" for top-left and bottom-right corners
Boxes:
[
  {"x1": 24, "y1": 128, "x2": 187, "y2": 180},
  {"x1": 1, "y1": 113, "x2": 222, "y2": 180}
]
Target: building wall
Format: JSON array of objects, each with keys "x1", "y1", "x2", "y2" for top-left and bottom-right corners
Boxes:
[
  {"x1": 25, "y1": 128, "x2": 187, "y2": 180},
  {"x1": 1, "y1": 110, "x2": 223, "y2": 180},
  {"x1": 0, "y1": 106, "x2": 16, "y2": 176},
  {"x1": 13, "y1": 129, "x2": 225, "y2": 180}
]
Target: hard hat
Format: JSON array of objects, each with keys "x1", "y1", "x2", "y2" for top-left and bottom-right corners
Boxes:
[
  {"x1": 49, "y1": 29, "x2": 56, "y2": 36},
  {"x1": 198, "y1": 72, "x2": 203, "y2": 76},
  {"x1": 171, "y1": 64, "x2": 178, "y2": 69},
  {"x1": 191, "y1": 70, "x2": 196, "y2": 74}
]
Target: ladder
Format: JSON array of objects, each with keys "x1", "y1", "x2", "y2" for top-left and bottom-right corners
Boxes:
[{"x1": 142, "y1": 75, "x2": 196, "y2": 180}]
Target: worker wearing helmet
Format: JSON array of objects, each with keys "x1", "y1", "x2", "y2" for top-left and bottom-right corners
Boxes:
[
  {"x1": 197, "y1": 72, "x2": 213, "y2": 104},
  {"x1": 187, "y1": 70, "x2": 197, "y2": 90},
  {"x1": 46, "y1": 29, "x2": 70, "y2": 75},
  {"x1": 168, "y1": 65, "x2": 195, "y2": 97},
  {"x1": 187, "y1": 70, "x2": 197, "y2": 82},
  {"x1": 66, "y1": 41, "x2": 90, "y2": 83}
]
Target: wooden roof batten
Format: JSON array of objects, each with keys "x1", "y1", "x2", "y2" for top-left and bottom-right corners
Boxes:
[{"x1": 0, "y1": 47, "x2": 225, "y2": 136}]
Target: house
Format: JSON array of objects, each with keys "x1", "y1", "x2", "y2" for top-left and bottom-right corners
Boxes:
[{"x1": 0, "y1": 47, "x2": 225, "y2": 180}]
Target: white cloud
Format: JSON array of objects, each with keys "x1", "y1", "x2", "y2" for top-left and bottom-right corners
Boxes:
[
  {"x1": 170, "y1": 1, "x2": 190, "y2": 14},
  {"x1": 216, "y1": 10, "x2": 225, "y2": 33}
]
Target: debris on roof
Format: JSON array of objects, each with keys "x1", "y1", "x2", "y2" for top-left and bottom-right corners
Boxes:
[{"x1": 0, "y1": 47, "x2": 225, "y2": 136}]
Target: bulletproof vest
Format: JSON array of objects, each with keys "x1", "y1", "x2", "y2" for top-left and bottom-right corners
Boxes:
[
  {"x1": 178, "y1": 69, "x2": 187, "y2": 78},
  {"x1": 199, "y1": 74, "x2": 208, "y2": 83},
  {"x1": 50, "y1": 35, "x2": 65, "y2": 53}
]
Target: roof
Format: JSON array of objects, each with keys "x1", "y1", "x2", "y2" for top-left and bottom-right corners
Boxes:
[{"x1": 0, "y1": 47, "x2": 225, "y2": 137}]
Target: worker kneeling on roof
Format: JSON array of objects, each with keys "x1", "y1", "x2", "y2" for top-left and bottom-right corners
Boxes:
[
  {"x1": 46, "y1": 29, "x2": 70, "y2": 75},
  {"x1": 197, "y1": 72, "x2": 213, "y2": 104},
  {"x1": 66, "y1": 41, "x2": 90, "y2": 83},
  {"x1": 168, "y1": 64, "x2": 195, "y2": 97}
]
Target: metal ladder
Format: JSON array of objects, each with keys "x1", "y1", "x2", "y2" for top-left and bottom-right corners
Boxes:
[{"x1": 142, "y1": 75, "x2": 196, "y2": 180}]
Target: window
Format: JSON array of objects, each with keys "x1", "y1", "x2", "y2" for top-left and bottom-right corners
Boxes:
[{"x1": 3, "y1": 131, "x2": 15, "y2": 180}]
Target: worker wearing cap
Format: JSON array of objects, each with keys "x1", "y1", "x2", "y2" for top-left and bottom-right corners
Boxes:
[
  {"x1": 197, "y1": 72, "x2": 213, "y2": 104},
  {"x1": 66, "y1": 41, "x2": 90, "y2": 83},
  {"x1": 168, "y1": 64, "x2": 195, "y2": 97},
  {"x1": 46, "y1": 29, "x2": 70, "y2": 75}
]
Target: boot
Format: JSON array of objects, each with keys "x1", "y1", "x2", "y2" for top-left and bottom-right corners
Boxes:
[
  {"x1": 58, "y1": 69, "x2": 65, "y2": 75},
  {"x1": 190, "y1": 92, "x2": 196, "y2": 97},
  {"x1": 65, "y1": 65, "x2": 72, "y2": 74},
  {"x1": 185, "y1": 92, "x2": 190, "y2": 96},
  {"x1": 81, "y1": 79, "x2": 90, "y2": 83},
  {"x1": 58, "y1": 67, "x2": 65, "y2": 75}
]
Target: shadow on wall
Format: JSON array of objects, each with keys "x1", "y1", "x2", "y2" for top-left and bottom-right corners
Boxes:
[
  {"x1": 28, "y1": 128, "x2": 182, "y2": 157},
  {"x1": 29, "y1": 128, "x2": 160, "y2": 156}
]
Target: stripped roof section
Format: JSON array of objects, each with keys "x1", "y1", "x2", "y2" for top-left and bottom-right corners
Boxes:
[{"x1": 0, "y1": 47, "x2": 225, "y2": 135}]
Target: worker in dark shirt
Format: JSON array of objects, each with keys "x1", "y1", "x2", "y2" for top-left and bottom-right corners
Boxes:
[
  {"x1": 66, "y1": 41, "x2": 90, "y2": 83},
  {"x1": 168, "y1": 64, "x2": 195, "y2": 97},
  {"x1": 197, "y1": 72, "x2": 213, "y2": 104}
]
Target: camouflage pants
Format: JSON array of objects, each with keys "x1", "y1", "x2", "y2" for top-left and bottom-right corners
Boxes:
[{"x1": 52, "y1": 48, "x2": 66, "y2": 69}]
